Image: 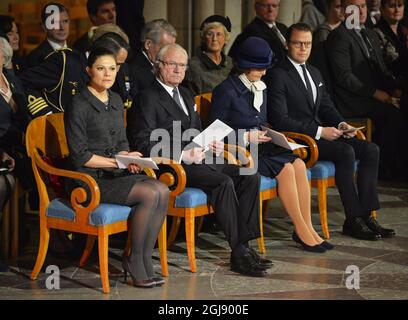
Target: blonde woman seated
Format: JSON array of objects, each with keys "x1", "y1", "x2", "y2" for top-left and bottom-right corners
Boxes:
[{"x1": 209, "y1": 37, "x2": 334, "y2": 253}]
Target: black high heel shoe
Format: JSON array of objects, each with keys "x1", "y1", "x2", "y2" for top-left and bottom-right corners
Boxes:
[
  {"x1": 122, "y1": 257, "x2": 156, "y2": 288},
  {"x1": 292, "y1": 232, "x2": 326, "y2": 253}
]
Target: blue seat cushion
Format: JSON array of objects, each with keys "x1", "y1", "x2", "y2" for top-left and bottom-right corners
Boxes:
[
  {"x1": 174, "y1": 187, "x2": 208, "y2": 208},
  {"x1": 46, "y1": 198, "x2": 131, "y2": 226},
  {"x1": 310, "y1": 160, "x2": 358, "y2": 180}
]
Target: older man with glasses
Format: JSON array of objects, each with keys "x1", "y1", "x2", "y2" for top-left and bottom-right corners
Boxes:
[
  {"x1": 127, "y1": 43, "x2": 271, "y2": 278},
  {"x1": 229, "y1": 0, "x2": 288, "y2": 64}
]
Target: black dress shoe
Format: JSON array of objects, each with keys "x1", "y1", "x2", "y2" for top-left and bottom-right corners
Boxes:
[
  {"x1": 292, "y1": 232, "x2": 326, "y2": 253},
  {"x1": 363, "y1": 216, "x2": 396, "y2": 238},
  {"x1": 320, "y1": 241, "x2": 335, "y2": 250},
  {"x1": 343, "y1": 218, "x2": 381, "y2": 241},
  {"x1": 247, "y1": 247, "x2": 273, "y2": 268},
  {"x1": 151, "y1": 277, "x2": 165, "y2": 286},
  {"x1": 230, "y1": 253, "x2": 267, "y2": 277}
]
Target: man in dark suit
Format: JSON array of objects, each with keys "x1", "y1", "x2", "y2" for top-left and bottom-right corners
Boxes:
[
  {"x1": 326, "y1": 0, "x2": 406, "y2": 179},
  {"x1": 266, "y1": 23, "x2": 396, "y2": 241},
  {"x1": 73, "y1": 0, "x2": 117, "y2": 54},
  {"x1": 127, "y1": 43, "x2": 272, "y2": 277},
  {"x1": 27, "y1": 3, "x2": 70, "y2": 68},
  {"x1": 128, "y1": 19, "x2": 177, "y2": 95},
  {"x1": 228, "y1": 0, "x2": 288, "y2": 64}
]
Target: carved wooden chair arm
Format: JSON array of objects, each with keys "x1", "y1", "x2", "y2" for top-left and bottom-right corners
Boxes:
[
  {"x1": 152, "y1": 157, "x2": 187, "y2": 197},
  {"x1": 224, "y1": 144, "x2": 254, "y2": 168},
  {"x1": 282, "y1": 132, "x2": 319, "y2": 168},
  {"x1": 32, "y1": 149, "x2": 100, "y2": 220}
]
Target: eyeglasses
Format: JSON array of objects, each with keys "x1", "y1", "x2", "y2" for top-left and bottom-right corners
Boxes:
[
  {"x1": 205, "y1": 31, "x2": 225, "y2": 39},
  {"x1": 255, "y1": 3, "x2": 279, "y2": 9},
  {"x1": 289, "y1": 41, "x2": 312, "y2": 49},
  {"x1": 158, "y1": 60, "x2": 188, "y2": 70}
]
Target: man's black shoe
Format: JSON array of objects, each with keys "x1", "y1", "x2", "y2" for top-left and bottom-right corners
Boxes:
[
  {"x1": 230, "y1": 253, "x2": 268, "y2": 277},
  {"x1": 343, "y1": 217, "x2": 381, "y2": 241},
  {"x1": 363, "y1": 216, "x2": 396, "y2": 238},
  {"x1": 247, "y1": 247, "x2": 273, "y2": 268}
]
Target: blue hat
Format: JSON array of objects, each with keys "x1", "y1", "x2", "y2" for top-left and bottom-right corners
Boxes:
[{"x1": 236, "y1": 37, "x2": 273, "y2": 69}]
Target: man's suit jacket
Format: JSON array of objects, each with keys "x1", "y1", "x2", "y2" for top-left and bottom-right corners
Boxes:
[
  {"x1": 228, "y1": 17, "x2": 288, "y2": 64},
  {"x1": 127, "y1": 80, "x2": 201, "y2": 161},
  {"x1": 26, "y1": 40, "x2": 54, "y2": 68},
  {"x1": 128, "y1": 50, "x2": 155, "y2": 95},
  {"x1": 326, "y1": 23, "x2": 396, "y2": 117},
  {"x1": 266, "y1": 58, "x2": 344, "y2": 137}
]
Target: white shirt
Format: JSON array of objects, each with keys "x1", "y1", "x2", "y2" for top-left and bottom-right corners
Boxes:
[
  {"x1": 258, "y1": 18, "x2": 286, "y2": 45},
  {"x1": 142, "y1": 50, "x2": 154, "y2": 66},
  {"x1": 47, "y1": 39, "x2": 68, "y2": 51},
  {"x1": 156, "y1": 78, "x2": 189, "y2": 116},
  {"x1": 287, "y1": 56, "x2": 323, "y2": 140}
]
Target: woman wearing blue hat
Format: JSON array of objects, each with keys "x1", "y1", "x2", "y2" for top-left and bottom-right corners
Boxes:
[
  {"x1": 184, "y1": 15, "x2": 233, "y2": 95},
  {"x1": 210, "y1": 36, "x2": 333, "y2": 253}
]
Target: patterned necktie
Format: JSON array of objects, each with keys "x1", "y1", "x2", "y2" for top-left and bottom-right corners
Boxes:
[
  {"x1": 300, "y1": 64, "x2": 314, "y2": 105},
  {"x1": 271, "y1": 24, "x2": 286, "y2": 45},
  {"x1": 172, "y1": 87, "x2": 188, "y2": 115},
  {"x1": 359, "y1": 28, "x2": 375, "y2": 59}
]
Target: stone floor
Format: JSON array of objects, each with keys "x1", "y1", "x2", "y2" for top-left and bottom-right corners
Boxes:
[{"x1": 0, "y1": 182, "x2": 407, "y2": 300}]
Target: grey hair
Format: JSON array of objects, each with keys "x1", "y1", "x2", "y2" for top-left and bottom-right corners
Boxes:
[
  {"x1": 154, "y1": 43, "x2": 188, "y2": 74},
  {"x1": 140, "y1": 19, "x2": 177, "y2": 44},
  {"x1": 200, "y1": 21, "x2": 231, "y2": 47},
  {"x1": 0, "y1": 37, "x2": 13, "y2": 67}
]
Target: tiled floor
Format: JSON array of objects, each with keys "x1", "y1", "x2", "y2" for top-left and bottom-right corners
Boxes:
[{"x1": 0, "y1": 182, "x2": 407, "y2": 300}]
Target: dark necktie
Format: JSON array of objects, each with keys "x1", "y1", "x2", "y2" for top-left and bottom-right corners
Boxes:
[
  {"x1": 271, "y1": 24, "x2": 286, "y2": 45},
  {"x1": 359, "y1": 28, "x2": 375, "y2": 59},
  {"x1": 300, "y1": 64, "x2": 314, "y2": 105},
  {"x1": 173, "y1": 87, "x2": 186, "y2": 114}
]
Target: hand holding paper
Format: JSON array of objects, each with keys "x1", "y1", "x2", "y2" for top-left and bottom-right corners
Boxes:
[
  {"x1": 261, "y1": 126, "x2": 307, "y2": 150},
  {"x1": 115, "y1": 155, "x2": 159, "y2": 170},
  {"x1": 193, "y1": 119, "x2": 234, "y2": 151}
]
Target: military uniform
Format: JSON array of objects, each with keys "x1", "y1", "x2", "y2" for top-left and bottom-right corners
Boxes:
[
  {"x1": 26, "y1": 40, "x2": 54, "y2": 68},
  {"x1": 19, "y1": 48, "x2": 88, "y2": 117},
  {"x1": 111, "y1": 62, "x2": 136, "y2": 110}
]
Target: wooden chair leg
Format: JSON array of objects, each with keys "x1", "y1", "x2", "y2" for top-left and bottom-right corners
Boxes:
[
  {"x1": 79, "y1": 235, "x2": 96, "y2": 267},
  {"x1": 185, "y1": 211, "x2": 197, "y2": 273},
  {"x1": 1, "y1": 202, "x2": 10, "y2": 259},
  {"x1": 10, "y1": 186, "x2": 19, "y2": 258},
  {"x1": 158, "y1": 217, "x2": 168, "y2": 277},
  {"x1": 316, "y1": 179, "x2": 330, "y2": 239},
  {"x1": 97, "y1": 228, "x2": 110, "y2": 294},
  {"x1": 31, "y1": 224, "x2": 50, "y2": 280},
  {"x1": 257, "y1": 198, "x2": 266, "y2": 254},
  {"x1": 167, "y1": 216, "x2": 181, "y2": 247}
]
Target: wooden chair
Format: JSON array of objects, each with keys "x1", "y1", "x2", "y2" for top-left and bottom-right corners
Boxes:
[
  {"x1": 346, "y1": 118, "x2": 373, "y2": 142},
  {"x1": 26, "y1": 114, "x2": 168, "y2": 294}
]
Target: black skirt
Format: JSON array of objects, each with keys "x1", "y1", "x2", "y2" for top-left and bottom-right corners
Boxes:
[
  {"x1": 67, "y1": 169, "x2": 154, "y2": 205},
  {"x1": 256, "y1": 142, "x2": 299, "y2": 178}
]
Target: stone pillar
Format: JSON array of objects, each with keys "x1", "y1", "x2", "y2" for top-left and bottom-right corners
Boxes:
[
  {"x1": 144, "y1": 0, "x2": 168, "y2": 22},
  {"x1": 277, "y1": 0, "x2": 302, "y2": 26},
  {"x1": 193, "y1": 0, "x2": 215, "y2": 54},
  {"x1": 168, "y1": 0, "x2": 191, "y2": 54}
]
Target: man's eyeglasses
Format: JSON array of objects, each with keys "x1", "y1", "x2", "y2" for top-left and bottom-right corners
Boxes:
[
  {"x1": 255, "y1": 3, "x2": 279, "y2": 9},
  {"x1": 289, "y1": 41, "x2": 312, "y2": 49},
  {"x1": 158, "y1": 60, "x2": 188, "y2": 70}
]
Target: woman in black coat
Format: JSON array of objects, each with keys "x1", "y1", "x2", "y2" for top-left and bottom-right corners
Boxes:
[
  {"x1": 210, "y1": 37, "x2": 333, "y2": 253},
  {"x1": 64, "y1": 47, "x2": 169, "y2": 288}
]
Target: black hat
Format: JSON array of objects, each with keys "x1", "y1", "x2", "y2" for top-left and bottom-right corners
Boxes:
[
  {"x1": 236, "y1": 37, "x2": 273, "y2": 69},
  {"x1": 200, "y1": 15, "x2": 231, "y2": 33}
]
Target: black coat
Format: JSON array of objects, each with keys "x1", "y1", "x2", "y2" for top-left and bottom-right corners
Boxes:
[
  {"x1": 228, "y1": 17, "x2": 288, "y2": 64},
  {"x1": 73, "y1": 32, "x2": 91, "y2": 55},
  {"x1": 26, "y1": 40, "x2": 54, "y2": 68},
  {"x1": 326, "y1": 23, "x2": 397, "y2": 117},
  {"x1": 0, "y1": 69, "x2": 30, "y2": 153},
  {"x1": 128, "y1": 50, "x2": 155, "y2": 95},
  {"x1": 265, "y1": 58, "x2": 344, "y2": 137},
  {"x1": 127, "y1": 80, "x2": 200, "y2": 161}
]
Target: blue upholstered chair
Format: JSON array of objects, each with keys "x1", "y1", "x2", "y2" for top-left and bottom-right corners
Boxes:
[{"x1": 26, "y1": 114, "x2": 168, "y2": 294}]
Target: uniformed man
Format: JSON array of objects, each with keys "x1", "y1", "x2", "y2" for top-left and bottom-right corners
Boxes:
[{"x1": 20, "y1": 48, "x2": 88, "y2": 117}]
